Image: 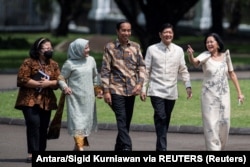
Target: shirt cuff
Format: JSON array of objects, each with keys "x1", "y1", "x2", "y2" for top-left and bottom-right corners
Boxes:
[{"x1": 185, "y1": 81, "x2": 191, "y2": 88}]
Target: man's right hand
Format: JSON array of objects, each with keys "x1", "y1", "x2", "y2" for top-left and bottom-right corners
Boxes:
[
  {"x1": 104, "y1": 92, "x2": 112, "y2": 105},
  {"x1": 140, "y1": 92, "x2": 146, "y2": 101}
]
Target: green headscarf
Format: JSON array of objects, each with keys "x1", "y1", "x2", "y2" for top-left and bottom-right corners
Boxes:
[{"x1": 67, "y1": 38, "x2": 89, "y2": 60}]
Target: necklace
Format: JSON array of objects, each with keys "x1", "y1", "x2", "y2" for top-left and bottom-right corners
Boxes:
[{"x1": 38, "y1": 59, "x2": 46, "y2": 72}]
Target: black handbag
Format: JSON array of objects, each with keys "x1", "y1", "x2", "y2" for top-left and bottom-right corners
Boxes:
[{"x1": 47, "y1": 93, "x2": 65, "y2": 139}]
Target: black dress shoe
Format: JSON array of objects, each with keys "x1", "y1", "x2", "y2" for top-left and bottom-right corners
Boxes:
[
  {"x1": 121, "y1": 148, "x2": 132, "y2": 151},
  {"x1": 26, "y1": 157, "x2": 32, "y2": 163}
]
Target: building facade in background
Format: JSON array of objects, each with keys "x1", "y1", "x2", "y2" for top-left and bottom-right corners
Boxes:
[
  {"x1": 0, "y1": 0, "x2": 249, "y2": 34},
  {"x1": 0, "y1": 0, "x2": 49, "y2": 31}
]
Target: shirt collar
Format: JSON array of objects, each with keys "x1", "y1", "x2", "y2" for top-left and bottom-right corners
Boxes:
[
  {"x1": 160, "y1": 41, "x2": 172, "y2": 51},
  {"x1": 115, "y1": 39, "x2": 131, "y2": 48}
]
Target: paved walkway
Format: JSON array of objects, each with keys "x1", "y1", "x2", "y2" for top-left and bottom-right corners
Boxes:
[{"x1": 1, "y1": 124, "x2": 250, "y2": 167}]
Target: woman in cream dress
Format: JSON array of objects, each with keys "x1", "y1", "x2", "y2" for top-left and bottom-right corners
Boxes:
[{"x1": 187, "y1": 33, "x2": 244, "y2": 150}]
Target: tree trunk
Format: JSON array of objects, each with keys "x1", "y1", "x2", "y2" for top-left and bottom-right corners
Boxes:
[
  {"x1": 52, "y1": 0, "x2": 70, "y2": 36},
  {"x1": 210, "y1": 0, "x2": 224, "y2": 36},
  {"x1": 228, "y1": 0, "x2": 241, "y2": 34},
  {"x1": 53, "y1": 0, "x2": 84, "y2": 36},
  {"x1": 115, "y1": 0, "x2": 199, "y2": 56}
]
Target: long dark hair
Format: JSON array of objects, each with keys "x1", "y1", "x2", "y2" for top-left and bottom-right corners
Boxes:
[
  {"x1": 204, "y1": 33, "x2": 225, "y2": 52},
  {"x1": 29, "y1": 37, "x2": 51, "y2": 59}
]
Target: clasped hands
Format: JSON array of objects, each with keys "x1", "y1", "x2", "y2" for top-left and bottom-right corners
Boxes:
[{"x1": 37, "y1": 77, "x2": 51, "y2": 89}]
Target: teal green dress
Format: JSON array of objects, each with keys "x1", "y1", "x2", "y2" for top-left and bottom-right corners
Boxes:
[{"x1": 58, "y1": 38, "x2": 100, "y2": 137}]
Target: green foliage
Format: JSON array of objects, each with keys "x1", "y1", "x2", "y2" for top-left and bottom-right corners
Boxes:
[
  {"x1": 33, "y1": 0, "x2": 54, "y2": 15},
  {"x1": 0, "y1": 32, "x2": 250, "y2": 71},
  {"x1": 0, "y1": 37, "x2": 30, "y2": 49},
  {"x1": 0, "y1": 33, "x2": 99, "y2": 70}
]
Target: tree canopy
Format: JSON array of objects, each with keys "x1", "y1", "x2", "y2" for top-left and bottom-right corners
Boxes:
[
  {"x1": 34, "y1": 0, "x2": 250, "y2": 54},
  {"x1": 114, "y1": 0, "x2": 199, "y2": 54}
]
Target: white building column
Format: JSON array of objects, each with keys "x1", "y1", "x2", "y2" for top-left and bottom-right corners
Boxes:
[
  {"x1": 88, "y1": 0, "x2": 111, "y2": 33},
  {"x1": 88, "y1": 0, "x2": 124, "y2": 34},
  {"x1": 193, "y1": 0, "x2": 211, "y2": 31}
]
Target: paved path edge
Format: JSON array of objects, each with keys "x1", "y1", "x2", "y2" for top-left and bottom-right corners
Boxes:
[{"x1": 0, "y1": 117, "x2": 249, "y2": 135}]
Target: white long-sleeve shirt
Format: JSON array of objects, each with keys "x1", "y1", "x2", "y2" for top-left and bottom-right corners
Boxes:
[{"x1": 142, "y1": 41, "x2": 191, "y2": 100}]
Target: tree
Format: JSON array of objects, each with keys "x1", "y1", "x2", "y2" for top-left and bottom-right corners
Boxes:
[
  {"x1": 53, "y1": 0, "x2": 85, "y2": 36},
  {"x1": 210, "y1": 0, "x2": 224, "y2": 36},
  {"x1": 35, "y1": 0, "x2": 248, "y2": 52},
  {"x1": 114, "y1": 0, "x2": 199, "y2": 54},
  {"x1": 226, "y1": 0, "x2": 242, "y2": 34},
  {"x1": 38, "y1": 0, "x2": 199, "y2": 53},
  {"x1": 35, "y1": 0, "x2": 88, "y2": 36}
]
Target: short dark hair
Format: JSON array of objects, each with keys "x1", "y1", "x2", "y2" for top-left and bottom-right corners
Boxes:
[
  {"x1": 116, "y1": 19, "x2": 130, "y2": 30},
  {"x1": 159, "y1": 23, "x2": 173, "y2": 33},
  {"x1": 204, "y1": 33, "x2": 224, "y2": 52},
  {"x1": 29, "y1": 37, "x2": 51, "y2": 59}
]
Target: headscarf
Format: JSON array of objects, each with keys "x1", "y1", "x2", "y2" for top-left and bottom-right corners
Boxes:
[{"x1": 67, "y1": 38, "x2": 89, "y2": 60}]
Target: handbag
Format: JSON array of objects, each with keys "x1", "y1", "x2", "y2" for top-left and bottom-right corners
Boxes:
[{"x1": 47, "y1": 92, "x2": 65, "y2": 139}]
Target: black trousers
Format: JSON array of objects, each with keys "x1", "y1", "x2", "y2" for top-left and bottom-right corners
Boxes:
[
  {"x1": 111, "y1": 94, "x2": 135, "y2": 151},
  {"x1": 22, "y1": 105, "x2": 51, "y2": 154},
  {"x1": 150, "y1": 96, "x2": 175, "y2": 151}
]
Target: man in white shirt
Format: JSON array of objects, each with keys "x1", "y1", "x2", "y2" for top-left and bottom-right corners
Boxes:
[{"x1": 140, "y1": 23, "x2": 192, "y2": 151}]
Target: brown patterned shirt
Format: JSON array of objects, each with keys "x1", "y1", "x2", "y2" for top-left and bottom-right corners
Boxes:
[
  {"x1": 15, "y1": 58, "x2": 60, "y2": 111},
  {"x1": 101, "y1": 39, "x2": 146, "y2": 96}
]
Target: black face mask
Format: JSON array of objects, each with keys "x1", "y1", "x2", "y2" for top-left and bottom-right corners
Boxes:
[{"x1": 44, "y1": 51, "x2": 53, "y2": 59}]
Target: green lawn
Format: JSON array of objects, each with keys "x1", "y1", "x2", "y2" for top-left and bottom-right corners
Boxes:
[{"x1": 1, "y1": 80, "x2": 249, "y2": 128}]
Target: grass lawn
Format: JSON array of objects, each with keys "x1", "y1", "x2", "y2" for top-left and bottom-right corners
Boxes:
[{"x1": 1, "y1": 80, "x2": 249, "y2": 128}]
